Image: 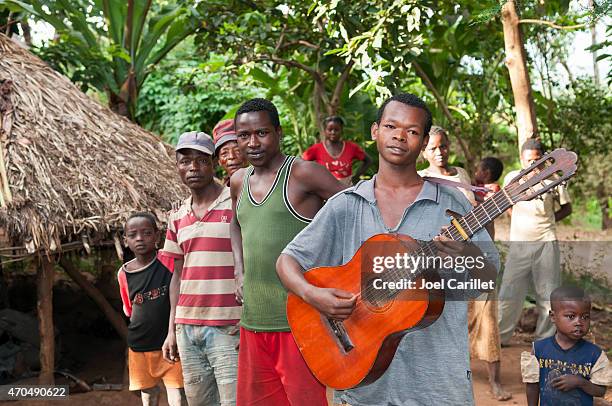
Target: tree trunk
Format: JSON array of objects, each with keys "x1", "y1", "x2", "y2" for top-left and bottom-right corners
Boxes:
[
  {"x1": 589, "y1": 0, "x2": 600, "y2": 86},
  {"x1": 412, "y1": 60, "x2": 475, "y2": 172},
  {"x1": 602, "y1": 199, "x2": 611, "y2": 230},
  {"x1": 501, "y1": 0, "x2": 538, "y2": 151},
  {"x1": 596, "y1": 182, "x2": 610, "y2": 230},
  {"x1": 108, "y1": 92, "x2": 130, "y2": 119},
  {"x1": 59, "y1": 257, "x2": 128, "y2": 340},
  {"x1": 37, "y1": 257, "x2": 55, "y2": 385},
  {"x1": 0, "y1": 261, "x2": 8, "y2": 309},
  {"x1": 313, "y1": 81, "x2": 326, "y2": 140},
  {"x1": 20, "y1": 19, "x2": 32, "y2": 46}
]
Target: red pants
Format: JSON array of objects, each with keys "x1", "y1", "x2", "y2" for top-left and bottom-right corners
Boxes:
[{"x1": 237, "y1": 328, "x2": 327, "y2": 406}]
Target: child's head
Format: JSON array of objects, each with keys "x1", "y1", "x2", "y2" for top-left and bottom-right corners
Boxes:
[
  {"x1": 520, "y1": 138, "x2": 544, "y2": 169},
  {"x1": 422, "y1": 126, "x2": 450, "y2": 168},
  {"x1": 323, "y1": 116, "x2": 344, "y2": 142},
  {"x1": 124, "y1": 212, "x2": 160, "y2": 257},
  {"x1": 550, "y1": 286, "x2": 591, "y2": 341},
  {"x1": 475, "y1": 157, "x2": 504, "y2": 184}
]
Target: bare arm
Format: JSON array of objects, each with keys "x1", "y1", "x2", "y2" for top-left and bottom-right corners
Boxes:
[
  {"x1": 293, "y1": 160, "x2": 347, "y2": 200},
  {"x1": 276, "y1": 253, "x2": 356, "y2": 319},
  {"x1": 162, "y1": 258, "x2": 183, "y2": 363},
  {"x1": 526, "y1": 383, "x2": 539, "y2": 406},
  {"x1": 230, "y1": 168, "x2": 246, "y2": 302},
  {"x1": 352, "y1": 152, "x2": 372, "y2": 182},
  {"x1": 554, "y1": 203, "x2": 572, "y2": 222},
  {"x1": 550, "y1": 375, "x2": 606, "y2": 397}
]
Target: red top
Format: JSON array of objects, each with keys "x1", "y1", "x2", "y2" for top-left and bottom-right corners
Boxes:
[
  {"x1": 474, "y1": 182, "x2": 501, "y2": 202},
  {"x1": 302, "y1": 141, "x2": 365, "y2": 179}
]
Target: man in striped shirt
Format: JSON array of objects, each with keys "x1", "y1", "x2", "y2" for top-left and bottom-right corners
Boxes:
[{"x1": 161, "y1": 131, "x2": 240, "y2": 406}]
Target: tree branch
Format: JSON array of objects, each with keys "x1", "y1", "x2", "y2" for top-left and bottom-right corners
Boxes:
[
  {"x1": 274, "y1": 24, "x2": 287, "y2": 54},
  {"x1": 411, "y1": 60, "x2": 473, "y2": 166},
  {"x1": 254, "y1": 55, "x2": 325, "y2": 86},
  {"x1": 329, "y1": 60, "x2": 355, "y2": 115},
  {"x1": 280, "y1": 39, "x2": 320, "y2": 50},
  {"x1": 519, "y1": 19, "x2": 587, "y2": 30}
]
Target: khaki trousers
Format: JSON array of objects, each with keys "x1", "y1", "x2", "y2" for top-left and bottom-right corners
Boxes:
[{"x1": 498, "y1": 241, "x2": 561, "y2": 344}]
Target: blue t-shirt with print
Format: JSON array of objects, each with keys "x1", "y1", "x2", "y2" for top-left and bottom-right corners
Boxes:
[{"x1": 534, "y1": 335, "x2": 604, "y2": 406}]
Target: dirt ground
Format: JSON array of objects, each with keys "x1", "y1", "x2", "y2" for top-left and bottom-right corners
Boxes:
[
  {"x1": 7, "y1": 318, "x2": 610, "y2": 406},
  {"x1": 5, "y1": 222, "x2": 610, "y2": 406}
]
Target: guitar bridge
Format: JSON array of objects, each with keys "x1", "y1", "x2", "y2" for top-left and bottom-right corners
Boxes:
[{"x1": 327, "y1": 318, "x2": 354, "y2": 353}]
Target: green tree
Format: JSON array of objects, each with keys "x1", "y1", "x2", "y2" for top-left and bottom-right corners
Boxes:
[
  {"x1": 194, "y1": 0, "x2": 426, "y2": 134},
  {"x1": 0, "y1": 0, "x2": 201, "y2": 120},
  {"x1": 540, "y1": 79, "x2": 612, "y2": 229},
  {"x1": 137, "y1": 49, "x2": 262, "y2": 143}
]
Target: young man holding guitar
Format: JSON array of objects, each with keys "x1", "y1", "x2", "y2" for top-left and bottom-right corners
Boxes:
[{"x1": 277, "y1": 93, "x2": 500, "y2": 405}]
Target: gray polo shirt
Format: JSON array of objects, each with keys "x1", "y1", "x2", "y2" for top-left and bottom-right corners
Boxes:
[{"x1": 282, "y1": 177, "x2": 499, "y2": 406}]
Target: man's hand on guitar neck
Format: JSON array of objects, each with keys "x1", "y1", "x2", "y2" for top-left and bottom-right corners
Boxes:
[
  {"x1": 432, "y1": 231, "x2": 497, "y2": 292},
  {"x1": 277, "y1": 253, "x2": 357, "y2": 320}
]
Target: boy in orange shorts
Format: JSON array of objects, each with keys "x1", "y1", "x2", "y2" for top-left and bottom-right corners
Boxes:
[{"x1": 118, "y1": 212, "x2": 185, "y2": 406}]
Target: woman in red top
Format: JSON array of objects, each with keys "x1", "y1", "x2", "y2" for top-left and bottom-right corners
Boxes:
[{"x1": 302, "y1": 116, "x2": 372, "y2": 185}]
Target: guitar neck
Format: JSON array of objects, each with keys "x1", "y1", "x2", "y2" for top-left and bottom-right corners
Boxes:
[
  {"x1": 402, "y1": 188, "x2": 514, "y2": 275},
  {"x1": 450, "y1": 188, "x2": 515, "y2": 240},
  {"x1": 434, "y1": 187, "x2": 515, "y2": 246}
]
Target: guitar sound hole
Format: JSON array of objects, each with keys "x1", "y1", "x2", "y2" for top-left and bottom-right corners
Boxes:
[{"x1": 362, "y1": 275, "x2": 398, "y2": 309}]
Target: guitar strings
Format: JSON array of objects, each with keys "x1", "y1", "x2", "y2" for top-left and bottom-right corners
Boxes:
[
  {"x1": 363, "y1": 179, "x2": 530, "y2": 304},
  {"x1": 363, "y1": 162, "x2": 565, "y2": 304}
]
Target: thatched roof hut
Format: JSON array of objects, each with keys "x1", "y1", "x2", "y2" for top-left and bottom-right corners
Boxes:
[{"x1": 0, "y1": 34, "x2": 187, "y2": 258}]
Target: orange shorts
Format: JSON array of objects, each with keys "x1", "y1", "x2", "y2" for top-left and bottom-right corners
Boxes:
[{"x1": 128, "y1": 348, "x2": 184, "y2": 391}]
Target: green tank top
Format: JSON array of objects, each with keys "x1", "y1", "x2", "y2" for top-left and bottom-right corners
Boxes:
[{"x1": 237, "y1": 156, "x2": 311, "y2": 331}]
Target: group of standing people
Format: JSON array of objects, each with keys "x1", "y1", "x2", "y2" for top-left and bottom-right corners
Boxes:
[{"x1": 116, "y1": 93, "x2": 610, "y2": 406}]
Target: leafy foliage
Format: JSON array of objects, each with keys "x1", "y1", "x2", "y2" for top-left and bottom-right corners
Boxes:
[
  {"x1": 0, "y1": 0, "x2": 202, "y2": 119},
  {"x1": 137, "y1": 51, "x2": 261, "y2": 144}
]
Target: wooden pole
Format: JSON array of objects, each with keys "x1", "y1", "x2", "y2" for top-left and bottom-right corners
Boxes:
[
  {"x1": 501, "y1": 0, "x2": 538, "y2": 151},
  {"x1": 37, "y1": 256, "x2": 55, "y2": 385},
  {"x1": 59, "y1": 257, "x2": 128, "y2": 340}
]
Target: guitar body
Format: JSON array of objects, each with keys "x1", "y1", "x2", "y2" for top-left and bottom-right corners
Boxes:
[{"x1": 286, "y1": 234, "x2": 445, "y2": 389}]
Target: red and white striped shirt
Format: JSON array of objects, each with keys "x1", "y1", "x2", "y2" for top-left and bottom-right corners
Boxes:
[{"x1": 161, "y1": 186, "x2": 240, "y2": 326}]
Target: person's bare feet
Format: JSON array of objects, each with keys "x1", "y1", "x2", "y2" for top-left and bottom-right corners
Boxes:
[{"x1": 489, "y1": 381, "x2": 512, "y2": 401}]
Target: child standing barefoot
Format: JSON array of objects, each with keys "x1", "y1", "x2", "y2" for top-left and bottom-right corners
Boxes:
[{"x1": 118, "y1": 212, "x2": 185, "y2": 406}]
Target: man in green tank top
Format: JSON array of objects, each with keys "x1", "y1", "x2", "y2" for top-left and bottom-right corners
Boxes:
[{"x1": 229, "y1": 98, "x2": 344, "y2": 405}]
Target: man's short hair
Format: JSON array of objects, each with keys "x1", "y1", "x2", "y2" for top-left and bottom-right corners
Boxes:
[
  {"x1": 550, "y1": 286, "x2": 590, "y2": 310},
  {"x1": 521, "y1": 138, "x2": 544, "y2": 154},
  {"x1": 235, "y1": 98, "x2": 280, "y2": 128},
  {"x1": 125, "y1": 212, "x2": 159, "y2": 231},
  {"x1": 376, "y1": 93, "x2": 432, "y2": 137},
  {"x1": 480, "y1": 157, "x2": 504, "y2": 182}
]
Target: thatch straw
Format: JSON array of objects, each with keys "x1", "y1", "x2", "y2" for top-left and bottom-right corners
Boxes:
[{"x1": 0, "y1": 34, "x2": 188, "y2": 255}]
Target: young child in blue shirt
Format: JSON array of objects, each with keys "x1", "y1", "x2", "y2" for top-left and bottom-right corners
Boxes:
[{"x1": 521, "y1": 286, "x2": 611, "y2": 405}]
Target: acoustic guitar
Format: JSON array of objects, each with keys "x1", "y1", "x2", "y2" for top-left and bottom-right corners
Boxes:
[{"x1": 286, "y1": 148, "x2": 578, "y2": 390}]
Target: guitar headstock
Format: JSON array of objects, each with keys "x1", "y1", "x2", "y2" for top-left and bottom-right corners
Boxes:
[{"x1": 504, "y1": 148, "x2": 578, "y2": 203}]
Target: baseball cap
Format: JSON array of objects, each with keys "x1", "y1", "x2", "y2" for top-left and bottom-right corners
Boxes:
[
  {"x1": 176, "y1": 131, "x2": 214, "y2": 156},
  {"x1": 213, "y1": 119, "x2": 238, "y2": 153}
]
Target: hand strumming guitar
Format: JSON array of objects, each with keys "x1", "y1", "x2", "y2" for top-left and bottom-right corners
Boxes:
[{"x1": 303, "y1": 287, "x2": 357, "y2": 320}]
